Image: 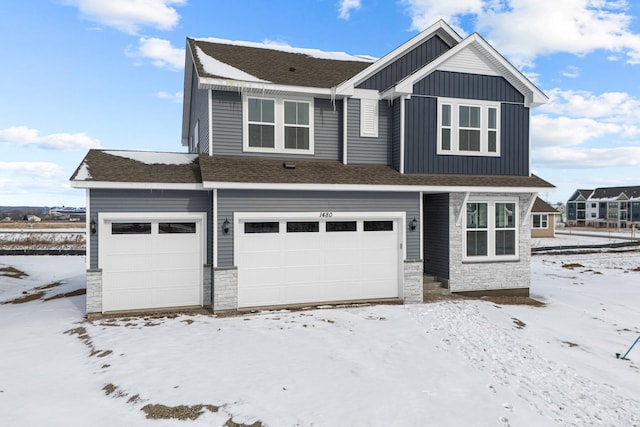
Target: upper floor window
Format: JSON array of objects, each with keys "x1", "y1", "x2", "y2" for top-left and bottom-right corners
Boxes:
[
  {"x1": 464, "y1": 199, "x2": 518, "y2": 261},
  {"x1": 243, "y1": 95, "x2": 314, "y2": 154},
  {"x1": 438, "y1": 97, "x2": 500, "y2": 157}
]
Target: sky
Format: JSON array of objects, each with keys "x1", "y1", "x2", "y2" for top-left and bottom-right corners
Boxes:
[{"x1": 2, "y1": 0, "x2": 640, "y2": 207}]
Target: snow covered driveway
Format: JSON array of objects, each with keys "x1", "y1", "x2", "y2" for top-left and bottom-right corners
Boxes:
[{"x1": 1, "y1": 250, "x2": 639, "y2": 426}]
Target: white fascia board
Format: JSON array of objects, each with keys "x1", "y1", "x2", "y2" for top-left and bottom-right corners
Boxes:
[
  {"x1": 198, "y1": 77, "x2": 332, "y2": 96},
  {"x1": 182, "y1": 41, "x2": 196, "y2": 146},
  {"x1": 70, "y1": 181, "x2": 204, "y2": 190},
  {"x1": 203, "y1": 181, "x2": 553, "y2": 194},
  {"x1": 394, "y1": 34, "x2": 548, "y2": 107},
  {"x1": 334, "y1": 20, "x2": 462, "y2": 96}
]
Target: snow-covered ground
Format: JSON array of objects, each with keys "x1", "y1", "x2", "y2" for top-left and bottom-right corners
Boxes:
[{"x1": 1, "y1": 239, "x2": 639, "y2": 426}]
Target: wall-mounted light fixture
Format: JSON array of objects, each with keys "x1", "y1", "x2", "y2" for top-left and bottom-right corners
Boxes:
[
  {"x1": 222, "y1": 218, "x2": 230, "y2": 234},
  {"x1": 90, "y1": 217, "x2": 97, "y2": 234},
  {"x1": 410, "y1": 217, "x2": 417, "y2": 231}
]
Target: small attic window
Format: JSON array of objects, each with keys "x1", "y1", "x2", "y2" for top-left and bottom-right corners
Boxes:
[
  {"x1": 289, "y1": 66, "x2": 296, "y2": 72},
  {"x1": 360, "y1": 99, "x2": 378, "y2": 138}
]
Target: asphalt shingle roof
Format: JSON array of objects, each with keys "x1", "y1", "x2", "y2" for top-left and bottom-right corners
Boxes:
[
  {"x1": 188, "y1": 38, "x2": 372, "y2": 88},
  {"x1": 532, "y1": 197, "x2": 559, "y2": 213}
]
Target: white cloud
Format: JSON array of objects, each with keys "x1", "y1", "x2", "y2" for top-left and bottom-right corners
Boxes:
[
  {"x1": 126, "y1": 37, "x2": 184, "y2": 70},
  {"x1": 531, "y1": 115, "x2": 623, "y2": 148},
  {"x1": 0, "y1": 162, "x2": 65, "y2": 178},
  {"x1": 539, "y1": 89, "x2": 640, "y2": 122},
  {"x1": 533, "y1": 146, "x2": 640, "y2": 168},
  {"x1": 561, "y1": 66, "x2": 580, "y2": 78},
  {"x1": 156, "y1": 91, "x2": 183, "y2": 103},
  {"x1": 400, "y1": 0, "x2": 640, "y2": 68},
  {"x1": 64, "y1": 0, "x2": 185, "y2": 34},
  {"x1": 338, "y1": 0, "x2": 362, "y2": 20},
  {"x1": 0, "y1": 126, "x2": 101, "y2": 152}
]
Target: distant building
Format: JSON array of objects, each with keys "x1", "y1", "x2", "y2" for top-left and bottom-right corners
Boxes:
[
  {"x1": 27, "y1": 215, "x2": 41, "y2": 223},
  {"x1": 567, "y1": 186, "x2": 640, "y2": 228},
  {"x1": 531, "y1": 197, "x2": 560, "y2": 238}
]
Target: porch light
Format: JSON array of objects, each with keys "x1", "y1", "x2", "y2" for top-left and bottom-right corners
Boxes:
[
  {"x1": 90, "y1": 217, "x2": 97, "y2": 234},
  {"x1": 410, "y1": 217, "x2": 417, "y2": 231},
  {"x1": 222, "y1": 218, "x2": 230, "y2": 234}
]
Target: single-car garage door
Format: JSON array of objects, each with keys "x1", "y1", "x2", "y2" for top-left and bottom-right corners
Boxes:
[
  {"x1": 100, "y1": 213, "x2": 204, "y2": 312},
  {"x1": 236, "y1": 213, "x2": 402, "y2": 308}
]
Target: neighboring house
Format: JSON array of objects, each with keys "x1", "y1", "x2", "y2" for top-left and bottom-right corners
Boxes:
[
  {"x1": 567, "y1": 186, "x2": 640, "y2": 228},
  {"x1": 71, "y1": 20, "x2": 554, "y2": 315},
  {"x1": 531, "y1": 197, "x2": 559, "y2": 238}
]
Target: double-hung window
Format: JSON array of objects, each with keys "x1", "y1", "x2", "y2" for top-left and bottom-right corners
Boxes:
[
  {"x1": 244, "y1": 95, "x2": 314, "y2": 154},
  {"x1": 464, "y1": 199, "x2": 518, "y2": 261},
  {"x1": 532, "y1": 214, "x2": 548, "y2": 229},
  {"x1": 438, "y1": 97, "x2": 500, "y2": 156}
]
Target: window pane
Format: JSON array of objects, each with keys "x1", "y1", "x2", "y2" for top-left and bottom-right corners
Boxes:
[
  {"x1": 459, "y1": 106, "x2": 470, "y2": 127},
  {"x1": 297, "y1": 103, "x2": 309, "y2": 125},
  {"x1": 287, "y1": 221, "x2": 319, "y2": 232},
  {"x1": 469, "y1": 106, "x2": 480, "y2": 127},
  {"x1": 245, "y1": 222, "x2": 279, "y2": 233},
  {"x1": 248, "y1": 98, "x2": 261, "y2": 122},
  {"x1": 460, "y1": 129, "x2": 480, "y2": 151},
  {"x1": 496, "y1": 203, "x2": 515, "y2": 228},
  {"x1": 488, "y1": 131, "x2": 497, "y2": 152},
  {"x1": 532, "y1": 215, "x2": 541, "y2": 228},
  {"x1": 488, "y1": 107, "x2": 497, "y2": 129},
  {"x1": 285, "y1": 127, "x2": 309, "y2": 149},
  {"x1": 467, "y1": 203, "x2": 487, "y2": 228},
  {"x1": 467, "y1": 230, "x2": 487, "y2": 256},
  {"x1": 112, "y1": 223, "x2": 151, "y2": 234},
  {"x1": 364, "y1": 220, "x2": 393, "y2": 231},
  {"x1": 442, "y1": 104, "x2": 451, "y2": 126},
  {"x1": 326, "y1": 221, "x2": 357, "y2": 232},
  {"x1": 159, "y1": 222, "x2": 196, "y2": 234},
  {"x1": 495, "y1": 230, "x2": 516, "y2": 255},
  {"x1": 250, "y1": 124, "x2": 275, "y2": 148},
  {"x1": 284, "y1": 101, "x2": 296, "y2": 124},
  {"x1": 442, "y1": 129, "x2": 451, "y2": 150},
  {"x1": 262, "y1": 99, "x2": 274, "y2": 122}
]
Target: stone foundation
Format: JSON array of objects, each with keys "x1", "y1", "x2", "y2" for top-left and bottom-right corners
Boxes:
[
  {"x1": 86, "y1": 269, "x2": 103, "y2": 314},
  {"x1": 403, "y1": 260, "x2": 424, "y2": 304},
  {"x1": 213, "y1": 267, "x2": 238, "y2": 311}
]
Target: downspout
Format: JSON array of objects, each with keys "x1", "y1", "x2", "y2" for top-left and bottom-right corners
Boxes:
[
  {"x1": 213, "y1": 188, "x2": 218, "y2": 268},
  {"x1": 208, "y1": 90, "x2": 213, "y2": 155},
  {"x1": 343, "y1": 97, "x2": 348, "y2": 165}
]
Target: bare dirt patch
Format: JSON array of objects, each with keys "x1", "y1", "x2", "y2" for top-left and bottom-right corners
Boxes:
[
  {"x1": 632, "y1": 267, "x2": 640, "y2": 272},
  {"x1": 0, "y1": 221, "x2": 84, "y2": 229},
  {"x1": 512, "y1": 317, "x2": 526, "y2": 329},
  {"x1": 44, "y1": 288, "x2": 86, "y2": 301},
  {"x1": 562, "y1": 341, "x2": 579, "y2": 348},
  {"x1": 141, "y1": 403, "x2": 220, "y2": 421},
  {"x1": 0, "y1": 266, "x2": 28, "y2": 279},
  {"x1": 562, "y1": 263, "x2": 584, "y2": 269}
]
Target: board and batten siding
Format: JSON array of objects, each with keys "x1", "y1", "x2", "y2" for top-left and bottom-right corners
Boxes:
[
  {"x1": 189, "y1": 66, "x2": 210, "y2": 154},
  {"x1": 391, "y1": 100, "x2": 401, "y2": 171},
  {"x1": 216, "y1": 190, "x2": 421, "y2": 267},
  {"x1": 210, "y1": 91, "x2": 342, "y2": 160},
  {"x1": 347, "y1": 99, "x2": 392, "y2": 165},
  {"x1": 423, "y1": 193, "x2": 450, "y2": 279},
  {"x1": 357, "y1": 35, "x2": 450, "y2": 91},
  {"x1": 89, "y1": 189, "x2": 213, "y2": 268},
  {"x1": 404, "y1": 71, "x2": 530, "y2": 176}
]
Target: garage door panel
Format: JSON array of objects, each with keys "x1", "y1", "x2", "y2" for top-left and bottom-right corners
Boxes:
[
  {"x1": 237, "y1": 215, "x2": 400, "y2": 308},
  {"x1": 101, "y1": 216, "x2": 203, "y2": 313}
]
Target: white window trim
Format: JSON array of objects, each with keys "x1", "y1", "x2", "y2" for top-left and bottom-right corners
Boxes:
[
  {"x1": 462, "y1": 197, "x2": 519, "y2": 262},
  {"x1": 242, "y1": 94, "x2": 315, "y2": 155},
  {"x1": 437, "y1": 97, "x2": 501, "y2": 157},
  {"x1": 532, "y1": 213, "x2": 549, "y2": 229},
  {"x1": 191, "y1": 120, "x2": 199, "y2": 153},
  {"x1": 360, "y1": 98, "x2": 379, "y2": 138}
]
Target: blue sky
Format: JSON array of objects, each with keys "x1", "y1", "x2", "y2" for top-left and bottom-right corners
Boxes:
[{"x1": 2, "y1": 0, "x2": 640, "y2": 207}]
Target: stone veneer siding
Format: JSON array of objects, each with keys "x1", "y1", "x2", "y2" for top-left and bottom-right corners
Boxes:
[
  {"x1": 86, "y1": 269, "x2": 103, "y2": 314},
  {"x1": 203, "y1": 265, "x2": 212, "y2": 307},
  {"x1": 448, "y1": 192, "x2": 532, "y2": 293},
  {"x1": 403, "y1": 260, "x2": 424, "y2": 303},
  {"x1": 213, "y1": 267, "x2": 238, "y2": 311}
]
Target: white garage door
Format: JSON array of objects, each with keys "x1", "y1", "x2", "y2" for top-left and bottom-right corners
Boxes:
[
  {"x1": 236, "y1": 213, "x2": 402, "y2": 308},
  {"x1": 100, "y1": 213, "x2": 204, "y2": 312}
]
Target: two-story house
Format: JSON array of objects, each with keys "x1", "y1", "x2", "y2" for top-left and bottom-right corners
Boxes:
[{"x1": 71, "y1": 20, "x2": 554, "y2": 315}]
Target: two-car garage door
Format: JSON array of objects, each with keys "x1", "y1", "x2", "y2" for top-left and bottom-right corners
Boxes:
[
  {"x1": 236, "y1": 213, "x2": 403, "y2": 308},
  {"x1": 100, "y1": 213, "x2": 204, "y2": 313}
]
